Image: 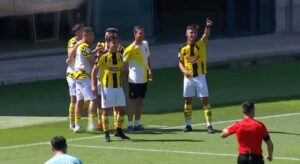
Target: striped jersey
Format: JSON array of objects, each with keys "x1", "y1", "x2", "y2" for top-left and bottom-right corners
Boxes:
[
  {"x1": 74, "y1": 43, "x2": 93, "y2": 79},
  {"x1": 178, "y1": 38, "x2": 207, "y2": 78},
  {"x1": 96, "y1": 51, "x2": 124, "y2": 88}
]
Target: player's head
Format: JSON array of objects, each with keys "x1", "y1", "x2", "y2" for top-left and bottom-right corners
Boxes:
[
  {"x1": 186, "y1": 24, "x2": 199, "y2": 43},
  {"x1": 242, "y1": 101, "x2": 255, "y2": 117},
  {"x1": 105, "y1": 27, "x2": 119, "y2": 42},
  {"x1": 72, "y1": 23, "x2": 83, "y2": 39},
  {"x1": 51, "y1": 136, "x2": 67, "y2": 153},
  {"x1": 82, "y1": 27, "x2": 94, "y2": 43},
  {"x1": 133, "y1": 25, "x2": 144, "y2": 42},
  {"x1": 107, "y1": 34, "x2": 118, "y2": 52}
]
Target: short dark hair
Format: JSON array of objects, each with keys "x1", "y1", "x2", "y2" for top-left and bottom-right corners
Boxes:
[
  {"x1": 133, "y1": 25, "x2": 144, "y2": 34},
  {"x1": 105, "y1": 27, "x2": 119, "y2": 34},
  {"x1": 72, "y1": 23, "x2": 83, "y2": 32},
  {"x1": 51, "y1": 136, "x2": 67, "y2": 151},
  {"x1": 82, "y1": 27, "x2": 93, "y2": 36},
  {"x1": 242, "y1": 101, "x2": 255, "y2": 114},
  {"x1": 186, "y1": 24, "x2": 199, "y2": 32}
]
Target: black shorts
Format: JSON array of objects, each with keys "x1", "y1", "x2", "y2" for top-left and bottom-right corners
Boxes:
[
  {"x1": 238, "y1": 153, "x2": 264, "y2": 164},
  {"x1": 129, "y1": 82, "x2": 148, "y2": 99}
]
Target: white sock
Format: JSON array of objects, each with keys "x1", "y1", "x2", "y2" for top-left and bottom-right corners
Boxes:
[
  {"x1": 185, "y1": 120, "x2": 192, "y2": 126},
  {"x1": 207, "y1": 122, "x2": 212, "y2": 127},
  {"x1": 128, "y1": 121, "x2": 133, "y2": 127},
  {"x1": 135, "y1": 120, "x2": 140, "y2": 127}
]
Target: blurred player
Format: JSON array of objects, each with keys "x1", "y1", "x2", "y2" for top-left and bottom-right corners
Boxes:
[
  {"x1": 178, "y1": 18, "x2": 214, "y2": 133},
  {"x1": 65, "y1": 23, "x2": 82, "y2": 130},
  {"x1": 45, "y1": 136, "x2": 82, "y2": 164},
  {"x1": 123, "y1": 26, "x2": 152, "y2": 133},
  {"x1": 93, "y1": 28, "x2": 125, "y2": 131},
  {"x1": 92, "y1": 35, "x2": 129, "y2": 142},
  {"x1": 68, "y1": 27, "x2": 97, "y2": 132}
]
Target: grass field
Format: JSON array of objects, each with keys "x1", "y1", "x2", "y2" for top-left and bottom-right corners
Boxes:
[{"x1": 0, "y1": 61, "x2": 300, "y2": 164}]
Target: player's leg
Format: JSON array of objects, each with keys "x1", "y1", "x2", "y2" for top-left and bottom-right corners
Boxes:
[
  {"x1": 102, "y1": 108, "x2": 111, "y2": 142},
  {"x1": 196, "y1": 75, "x2": 213, "y2": 133},
  {"x1": 127, "y1": 83, "x2": 137, "y2": 132},
  {"x1": 113, "y1": 107, "x2": 118, "y2": 129},
  {"x1": 66, "y1": 77, "x2": 76, "y2": 130},
  {"x1": 74, "y1": 80, "x2": 84, "y2": 132},
  {"x1": 134, "y1": 83, "x2": 147, "y2": 131},
  {"x1": 183, "y1": 77, "x2": 195, "y2": 132},
  {"x1": 114, "y1": 88, "x2": 130, "y2": 139},
  {"x1": 81, "y1": 78, "x2": 97, "y2": 132},
  {"x1": 96, "y1": 82, "x2": 103, "y2": 130}
]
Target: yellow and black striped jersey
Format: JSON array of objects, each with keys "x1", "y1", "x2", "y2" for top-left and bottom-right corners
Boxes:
[
  {"x1": 96, "y1": 51, "x2": 124, "y2": 88},
  {"x1": 66, "y1": 37, "x2": 78, "y2": 76},
  {"x1": 178, "y1": 38, "x2": 207, "y2": 77},
  {"x1": 67, "y1": 37, "x2": 77, "y2": 54}
]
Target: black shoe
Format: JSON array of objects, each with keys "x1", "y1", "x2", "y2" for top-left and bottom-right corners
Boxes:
[
  {"x1": 104, "y1": 132, "x2": 110, "y2": 142},
  {"x1": 115, "y1": 128, "x2": 130, "y2": 139},
  {"x1": 134, "y1": 125, "x2": 145, "y2": 131},
  {"x1": 207, "y1": 125, "x2": 214, "y2": 134},
  {"x1": 183, "y1": 125, "x2": 192, "y2": 132}
]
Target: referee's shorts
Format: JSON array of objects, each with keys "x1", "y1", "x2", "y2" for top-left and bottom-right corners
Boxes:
[
  {"x1": 129, "y1": 82, "x2": 148, "y2": 99},
  {"x1": 238, "y1": 153, "x2": 264, "y2": 164}
]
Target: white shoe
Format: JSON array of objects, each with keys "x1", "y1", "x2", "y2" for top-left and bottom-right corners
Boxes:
[
  {"x1": 73, "y1": 125, "x2": 81, "y2": 133},
  {"x1": 69, "y1": 124, "x2": 75, "y2": 130}
]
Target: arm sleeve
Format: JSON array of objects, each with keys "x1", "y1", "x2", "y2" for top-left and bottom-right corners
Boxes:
[{"x1": 227, "y1": 122, "x2": 239, "y2": 134}]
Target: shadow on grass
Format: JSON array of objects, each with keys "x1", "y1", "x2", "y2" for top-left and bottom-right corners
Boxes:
[
  {"x1": 269, "y1": 131, "x2": 300, "y2": 136},
  {"x1": 130, "y1": 138, "x2": 204, "y2": 142},
  {"x1": 124, "y1": 128, "x2": 222, "y2": 135}
]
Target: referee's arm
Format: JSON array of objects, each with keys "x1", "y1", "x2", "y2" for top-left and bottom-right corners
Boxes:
[
  {"x1": 264, "y1": 135, "x2": 274, "y2": 161},
  {"x1": 220, "y1": 128, "x2": 232, "y2": 138}
]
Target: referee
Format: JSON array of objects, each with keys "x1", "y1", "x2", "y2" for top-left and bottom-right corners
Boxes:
[{"x1": 221, "y1": 102, "x2": 274, "y2": 164}]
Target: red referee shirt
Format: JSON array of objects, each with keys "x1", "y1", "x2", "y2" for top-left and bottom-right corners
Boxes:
[{"x1": 227, "y1": 116, "x2": 269, "y2": 155}]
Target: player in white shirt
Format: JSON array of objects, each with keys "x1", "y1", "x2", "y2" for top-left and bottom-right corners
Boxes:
[
  {"x1": 67, "y1": 27, "x2": 98, "y2": 132},
  {"x1": 123, "y1": 26, "x2": 152, "y2": 132}
]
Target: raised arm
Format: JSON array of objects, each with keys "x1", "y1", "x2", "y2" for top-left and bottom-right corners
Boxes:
[{"x1": 201, "y1": 18, "x2": 213, "y2": 44}]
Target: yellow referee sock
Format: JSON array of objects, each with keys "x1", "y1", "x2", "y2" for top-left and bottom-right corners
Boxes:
[
  {"x1": 102, "y1": 115, "x2": 109, "y2": 132},
  {"x1": 75, "y1": 114, "x2": 81, "y2": 126},
  {"x1": 68, "y1": 102, "x2": 75, "y2": 127},
  {"x1": 184, "y1": 104, "x2": 192, "y2": 125},
  {"x1": 203, "y1": 104, "x2": 212, "y2": 126}
]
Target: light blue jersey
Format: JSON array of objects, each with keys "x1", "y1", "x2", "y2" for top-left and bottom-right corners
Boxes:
[{"x1": 45, "y1": 154, "x2": 82, "y2": 164}]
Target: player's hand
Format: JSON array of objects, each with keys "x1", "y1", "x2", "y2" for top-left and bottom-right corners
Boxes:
[
  {"x1": 148, "y1": 71, "x2": 153, "y2": 82},
  {"x1": 66, "y1": 57, "x2": 71, "y2": 65},
  {"x1": 266, "y1": 155, "x2": 273, "y2": 161},
  {"x1": 91, "y1": 86, "x2": 98, "y2": 96},
  {"x1": 206, "y1": 18, "x2": 213, "y2": 27},
  {"x1": 183, "y1": 69, "x2": 191, "y2": 77}
]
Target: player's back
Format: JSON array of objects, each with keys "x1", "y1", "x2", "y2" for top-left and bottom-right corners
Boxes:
[{"x1": 45, "y1": 154, "x2": 82, "y2": 164}]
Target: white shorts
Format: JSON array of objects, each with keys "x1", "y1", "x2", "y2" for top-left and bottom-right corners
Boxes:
[
  {"x1": 97, "y1": 81, "x2": 102, "y2": 96},
  {"x1": 75, "y1": 78, "x2": 96, "y2": 101},
  {"x1": 101, "y1": 87, "x2": 126, "y2": 108},
  {"x1": 66, "y1": 77, "x2": 76, "y2": 96},
  {"x1": 183, "y1": 75, "x2": 209, "y2": 98}
]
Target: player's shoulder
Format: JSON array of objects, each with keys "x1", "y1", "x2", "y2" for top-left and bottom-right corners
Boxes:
[
  {"x1": 124, "y1": 43, "x2": 135, "y2": 53},
  {"x1": 68, "y1": 37, "x2": 77, "y2": 44},
  {"x1": 179, "y1": 43, "x2": 188, "y2": 52},
  {"x1": 142, "y1": 40, "x2": 149, "y2": 46}
]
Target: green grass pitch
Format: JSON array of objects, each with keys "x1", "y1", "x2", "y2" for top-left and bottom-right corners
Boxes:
[{"x1": 0, "y1": 61, "x2": 300, "y2": 164}]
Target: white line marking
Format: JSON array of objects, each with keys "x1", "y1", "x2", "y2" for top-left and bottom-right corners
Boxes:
[
  {"x1": 0, "y1": 112, "x2": 299, "y2": 150},
  {"x1": 69, "y1": 144, "x2": 300, "y2": 161},
  {"x1": 162, "y1": 112, "x2": 300, "y2": 129},
  {"x1": 0, "y1": 135, "x2": 102, "y2": 150}
]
